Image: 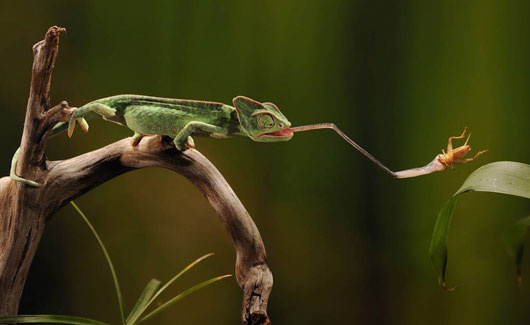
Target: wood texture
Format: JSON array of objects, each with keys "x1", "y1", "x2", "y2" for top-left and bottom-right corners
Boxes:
[{"x1": 0, "y1": 27, "x2": 272, "y2": 325}]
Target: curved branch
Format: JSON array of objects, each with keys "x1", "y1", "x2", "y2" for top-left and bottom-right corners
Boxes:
[{"x1": 43, "y1": 136, "x2": 272, "y2": 324}]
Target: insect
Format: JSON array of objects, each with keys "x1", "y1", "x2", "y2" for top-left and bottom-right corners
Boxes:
[
  {"x1": 10, "y1": 95, "x2": 487, "y2": 186},
  {"x1": 437, "y1": 127, "x2": 487, "y2": 169}
]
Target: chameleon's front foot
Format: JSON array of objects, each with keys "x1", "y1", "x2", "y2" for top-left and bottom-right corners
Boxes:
[
  {"x1": 174, "y1": 136, "x2": 195, "y2": 151},
  {"x1": 67, "y1": 117, "x2": 90, "y2": 137}
]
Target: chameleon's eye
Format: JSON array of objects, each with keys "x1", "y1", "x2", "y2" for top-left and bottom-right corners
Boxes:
[{"x1": 257, "y1": 114, "x2": 274, "y2": 129}]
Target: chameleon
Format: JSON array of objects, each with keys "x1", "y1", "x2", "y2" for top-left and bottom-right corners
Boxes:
[
  {"x1": 9, "y1": 95, "x2": 487, "y2": 187},
  {"x1": 66, "y1": 95, "x2": 294, "y2": 150}
]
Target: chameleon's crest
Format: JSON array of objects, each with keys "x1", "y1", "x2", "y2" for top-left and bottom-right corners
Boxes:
[{"x1": 232, "y1": 96, "x2": 292, "y2": 142}]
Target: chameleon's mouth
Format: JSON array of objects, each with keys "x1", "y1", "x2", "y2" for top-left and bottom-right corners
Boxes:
[
  {"x1": 263, "y1": 129, "x2": 294, "y2": 137},
  {"x1": 253, "y1": 128, "x2": 294, "y2": 142}
]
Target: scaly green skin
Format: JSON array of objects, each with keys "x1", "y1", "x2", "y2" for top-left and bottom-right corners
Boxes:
[{"x1": 11, "y1": 95, "x2": 293, "y2": 187}]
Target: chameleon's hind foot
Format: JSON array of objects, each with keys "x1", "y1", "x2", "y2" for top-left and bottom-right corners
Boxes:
[
  {"x1": 185, "y1": 136, "x2": 195, "y2": 149},
  {"x1": 173, "y1": 136, "x2": 195, "y2": 151},
  {"x1": 130, "y1": 132, "x2": 145, "y2": 147}
]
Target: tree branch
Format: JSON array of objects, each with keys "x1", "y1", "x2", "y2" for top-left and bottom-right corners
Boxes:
[
  {"x1": 44, "y1": 136, "x2": 273, "y2": 323},
  {"x1": 17, "y1": 26, "x2": 69, "y2": 186},
  {"x1": 0, "y1": 27, "x2": 272, "y2": 324}
]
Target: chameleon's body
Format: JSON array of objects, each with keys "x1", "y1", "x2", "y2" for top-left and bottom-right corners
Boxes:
[{"x1": 68, "y1": 95, "x2": 293, "y2": 150}]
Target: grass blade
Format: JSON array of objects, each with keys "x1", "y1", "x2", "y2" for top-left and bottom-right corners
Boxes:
[
  {"x1": 429, "y1": 161, "x2": 530, "y2": 288},
  {"x1": 129, "y1": 252, "x2": 214, "y2": 319},
  {"x1": 137, "y1": 274, "x2": 231, "y2": 324},
  {"x1": 0, "y1": 315, "x2": 110, "y2": 325},
  {"x1": 125, "y1": 279, "x2": 161, "y2": 325},
  {"x1": 504, "y1": 216, "x2": 530, "y2": 283},
  {"x1": 70, "y1": 201, "x2": 125, "y2": 324}
]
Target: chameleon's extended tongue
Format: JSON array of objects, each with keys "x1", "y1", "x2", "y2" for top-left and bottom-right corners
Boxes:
[
  {"x1": 289, "y1": 123, "x2": 395, "y2": 177},
  {"x1": 289, "y1": 124, "x2": 482, "y2": 179}
]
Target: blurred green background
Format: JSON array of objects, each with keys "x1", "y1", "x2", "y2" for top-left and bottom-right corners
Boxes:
[{"x1": 1, "y1": 0, "x2": 530, "y2": 324}]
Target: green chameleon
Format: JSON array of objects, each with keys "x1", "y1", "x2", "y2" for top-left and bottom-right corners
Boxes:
[
  {"x1": 10, "y1": 94, "x2": 486, "y2": 187},
  {"x1": 11, "y1": 95, "x2": 298, "y2": 187},
  {"x1": 66, "y1": 95, "x2": 294, "y2": 150}
]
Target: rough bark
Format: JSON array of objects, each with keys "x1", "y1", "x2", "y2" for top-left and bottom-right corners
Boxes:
[{"x1": 0, "y1": 26, "x2": 272, "y2": 324}]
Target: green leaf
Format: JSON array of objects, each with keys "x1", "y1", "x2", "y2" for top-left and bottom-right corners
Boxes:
[
  {"x1": 137, "y1": 274, "x2": 231, "y2": 324},
  {"x1": 126, "y1": 279, "x2": 161, "y2": 325},
  {"x1": 428, "y1": 197, "x2": 457, "y2": 288},
  {"x1": 453, "y1": 162, "x2": 530, "y2": 198},
  {"x1": 503, "y1": 216, "x2": 530, "y2": 283},
  {"x1": 0, "y1": 314, "x2": 110, "y2": 325},
  {"x1": 128, "y1": 253, "x2": 214, "y2": 322},
  {"x1": 429, "y1": 162, "x2": 530, "y2": 288},
  {"x1": 70, "y1": 201, "x2": 125, "y2": 323}
]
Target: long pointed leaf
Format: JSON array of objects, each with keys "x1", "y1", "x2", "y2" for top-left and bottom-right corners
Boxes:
[
  {"x1": 429, "y1": 161, "x2": 530, "y2": 288},
  {"x1": 503, "y1": 215, "x2": 530, "y2": 282},
  {"x1": 70, "y1": 201, "x2": 125, "y2": 323},
  {"x1": 131, "y1": 253, "x2": 214, "y2": 319},
  {"x1": 0, "y1": 315, "x2": 110, "y2": 325},
  {"x1": 137, "y1": 274, "x2": 231, "y2": 324},
  {"x1": 428, "y1": 197, "x2": 457, "y2": 287},
  {"x1": 126, "y1": 279, "x2": 161, "y2": 325}
]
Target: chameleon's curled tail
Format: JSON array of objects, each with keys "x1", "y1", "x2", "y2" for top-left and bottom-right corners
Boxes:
[{"x1": 10, "y1": 147, "x2": 44, "y2": 187}]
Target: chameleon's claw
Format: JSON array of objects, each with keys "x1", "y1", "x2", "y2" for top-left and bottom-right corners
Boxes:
[
  {"x1": 174, "y1": 136, "x2": 195, "y2": 151},
  {"x1": 185, "y1": 136, "x2": 195, "y2": 149},
  {"x1": 174, "y1": 139, "x2": 186, "y2": 151},
  {"x1": 67, "y1": 118, "x2": 89, "y2": 137},
  {"x1": 130, "y1": 132, "x2": 145, "y2": 147},
  {"x1": 78, "y1": 118, "x2": 89, "y2": 133},
  {"x1": 67, "y1": 120, "x2": 75, "y2": 137}
]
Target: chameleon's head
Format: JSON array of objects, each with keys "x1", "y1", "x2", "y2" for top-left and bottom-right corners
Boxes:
[{"x1": 233, "y1": 96, "x2": 293, "y2": 142}]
